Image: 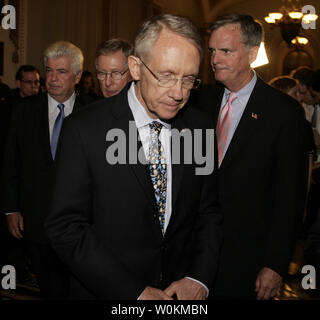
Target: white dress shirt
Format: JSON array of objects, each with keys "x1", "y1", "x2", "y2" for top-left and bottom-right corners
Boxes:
[
  {"x1": 127, "y1": 83, "x2": 172, "y2": 234},
  {"x1": 48, "y1": 92, "x2": 76, "y2": 141},
  {"x1": 127, "y1": 82, "x2": 209, "y2": 298}
]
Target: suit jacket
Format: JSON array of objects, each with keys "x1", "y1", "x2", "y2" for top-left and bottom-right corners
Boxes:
[
  {"x1": 1, "y1": 92, "x2": 95, "y2": 243},
  {"x1": 45, "y1": 84, "x2": 222, "y2": 300},
  {"x1": 195, "y1": 77, "x2": 308, "y2": 298}
]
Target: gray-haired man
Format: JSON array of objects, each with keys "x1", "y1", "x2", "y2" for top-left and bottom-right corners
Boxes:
[{"x1": 2, "y1": 41, "x2": 95, "y2": 299}]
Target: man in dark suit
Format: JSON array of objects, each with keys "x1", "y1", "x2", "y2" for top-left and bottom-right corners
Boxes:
[
  {"x1": 196, "y1": 14, "x2": 307, "y2": 300},
  {"x1": 2, "y1": 41, "x2": 95, "y2": 299},
  {"x1": 45, "y1": 14, "x2": 222, "y2": 300},
  {"x1": 11, "y1": 65, "x2": 41, "y2": 101}
]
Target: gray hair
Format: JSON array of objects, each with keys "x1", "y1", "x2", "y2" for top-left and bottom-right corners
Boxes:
[
  {"x1": 44, "y1": 41, "x2": 84, "y2": 75},
  {"x1": 95, "y1": 38, "x2": 133, "y2": 67},
  {"x1": 134, "y1": 14, "x2": 203, "y2": 62},
  {"x1": 210, "y1": 13, "x2": 263, "y2": 49}
]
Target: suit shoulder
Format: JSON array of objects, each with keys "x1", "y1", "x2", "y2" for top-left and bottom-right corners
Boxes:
[
  {"x1": 179, "y1": 103, "x2": 214, "y2": 128},
  {"x1": 65, "y1": 98, "x2": 114, "y2": 126},
  {"x1": 11, "y1": 93, "x2": 46, "y2": 116},
  {"x1": 76, "y1": 93, "x2": 103, "y2": 106},
  {"x1": 256, "y1": 79, "x2": 302, "y2": 116}
]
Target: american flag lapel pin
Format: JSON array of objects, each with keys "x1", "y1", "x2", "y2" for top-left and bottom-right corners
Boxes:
[{"x1": 251, "y1": 113, "x2": 258, "y2": 120}]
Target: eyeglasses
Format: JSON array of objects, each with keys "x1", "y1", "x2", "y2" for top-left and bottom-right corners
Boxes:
[
  {"x1": 21, "y1": 80, "x2": 40, "y2": 85},
  {"x1": 139, "y1": 58, "x2": 201, "y2": 90},
  {"x1": 96, "y1": 69, "x2": 128, "y2": 81}
]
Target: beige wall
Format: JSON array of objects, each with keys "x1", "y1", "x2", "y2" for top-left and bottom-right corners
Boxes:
[
  {"x1": 27, "y1": 0, "x2": 104, "y2": 76},
  {"x1": 7, "y1": 0, "x2": 320, "y2": 87},
  {"x1": 25, "y1": 0, "x2": 153, "y2": 79}
]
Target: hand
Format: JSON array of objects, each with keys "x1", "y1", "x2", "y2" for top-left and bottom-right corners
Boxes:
[
  {"x1": 139, "y1": 286, "x2": 173, "y2": 300},
  {"x1": 164, "y1": 278, "x2": 207, "y2": 300},
  {"x1": 255, "y1": 267, "x2": 282, "y2": 300},
  {"x1": 6, "y1": 212, "x2": 24, "y2": 239}
]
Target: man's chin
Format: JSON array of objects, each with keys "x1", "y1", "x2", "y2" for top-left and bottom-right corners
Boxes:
[
  {"x1": 104, "y1": 90, "x2": 119, "y2": 98},
  {"x1": 158, "y1": 108, "x2": 182, "y2": 121}
]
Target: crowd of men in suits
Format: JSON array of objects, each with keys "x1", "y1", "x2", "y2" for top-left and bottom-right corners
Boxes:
[{"x1": 0, "y1": 12, "x2": 319, "y2": 300}]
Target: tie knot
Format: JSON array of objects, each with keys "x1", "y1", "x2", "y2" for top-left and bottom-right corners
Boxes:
[
  {"x1": 149, "y1": 121, "x2": 163, "y2": 136},
  {"x1": 228, "y1": 93, "x2": 237, "y2": 104},
  {"x1": 57, "y1": 103, "x2": 65, "y2": 112}
]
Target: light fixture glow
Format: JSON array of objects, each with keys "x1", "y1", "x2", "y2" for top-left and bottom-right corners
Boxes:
[
  {"x1": 269, "y1": 13, "x2": 283, "y2": 20},
  {"x1": 288, "y1": 12, "x2": 303, "y2": 19},
  {"x1": 265, "y1": 16, "x2": 276, "y2": 23},
  {"x1": 291, "y1": 36, "x2": 309, "y2": 45},
  {"x1": 303, "y1": 14, "x2": 318, "y2": 22},
  {"x1": 251, "y1": 42, "x2": 269, "y2": 68}
]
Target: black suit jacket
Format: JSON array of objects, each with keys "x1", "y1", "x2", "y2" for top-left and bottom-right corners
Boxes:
[
  {"x1": 195, "y1": 77, "x2": 308, "y2": 298},
  {"x1": 1, "y1": 92, "x2": 95, "y2": 243},
  {"x1": 45, "y1": 85, "x2": 222, "y2": 300}
]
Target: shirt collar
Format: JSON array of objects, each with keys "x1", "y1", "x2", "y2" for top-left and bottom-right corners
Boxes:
[
  {"x1": 224, "y1": 70, "x2": 257, "y2": 104},
  {"x1": 48, "y1": 91, "x2": 76, "y2": 111},
  {"x1": 127, "y1": 82, "x2": 171, "y2": 130}
]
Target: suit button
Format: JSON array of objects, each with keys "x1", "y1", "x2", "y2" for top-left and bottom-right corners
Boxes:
[{"x1": 162, "y1": 245, "x2": 167, "y2": 252}]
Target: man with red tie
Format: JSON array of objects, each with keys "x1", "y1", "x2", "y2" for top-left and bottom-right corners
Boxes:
[{"x1": 196, "y1": 13, "x2": 308, "y2": 300}]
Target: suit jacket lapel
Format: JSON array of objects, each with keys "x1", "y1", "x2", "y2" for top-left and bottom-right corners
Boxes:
[
  {"x1": 35, "y1": 94, "x2": 53, "y2": 163},
  {"x1": 73, "y1": 94, "x2": 84, "y2": 112},
  {"x1": 220, "y1": 77, "x2": 264, "y2": 170},
  {"x1": 212, "y1": 84, "x2": 225, "y2": 128},
  {"x1": 170, "y1": 114, "x2": 186, "y2": 212},
  {"x1": 110, "y1": 88, "x2": 159, "y2": 216}
]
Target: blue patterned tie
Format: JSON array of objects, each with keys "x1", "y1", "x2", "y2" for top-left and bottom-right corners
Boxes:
[
  {"x1": 149, "y1": 121, "x2": 167, "y2": 234},
  {"x1": 51, "y1": 103, "x2": 65, "y2": 159}
]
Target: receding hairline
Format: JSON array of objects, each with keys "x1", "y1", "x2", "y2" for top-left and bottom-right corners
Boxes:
[
  {"x1": 211, "y1": 22, "x2": 248, "y2": 44},
  {"x1": 140, "y1": 25, "x2": 202, "y2": 62}
]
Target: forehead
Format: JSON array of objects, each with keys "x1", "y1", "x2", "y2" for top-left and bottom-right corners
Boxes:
[
  {"x1": 96, "y1": 50, "x2": 127, "y2": 69},
  {"x1": 21, "y1": 70, "x2": 39, "y2": 79},
  {"x1": 46, "y1": 56, "x2": 74, "y2": 70},
  {"x1": 147, "y1": 30, "x2": 200, "y2": 73},
  {"x1": 210, "y1": 23, "x2": 243, "y2": 45}
]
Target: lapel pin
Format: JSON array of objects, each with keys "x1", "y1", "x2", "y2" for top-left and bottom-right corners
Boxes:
[{"x1": 251, "y1": 113, "x2": 258, "y2": 120}]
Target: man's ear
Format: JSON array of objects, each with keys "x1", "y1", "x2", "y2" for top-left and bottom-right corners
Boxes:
[
  {"x1": 128, "y1": 55, "x2": 141, "y2": 81},
  {"x1": 16, "y1": 80, "x2": 21, "y2": 89},
  {"x1": 75, "y1": 71, "x2": 82, "y2": 84},
  {"x1": 249, "y1": 45, "x2": 259, "y2": 65}
]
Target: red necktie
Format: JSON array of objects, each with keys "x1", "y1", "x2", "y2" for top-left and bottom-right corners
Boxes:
[{"x1": 217, "y1": 93, "x2": 236, "y2": 165}]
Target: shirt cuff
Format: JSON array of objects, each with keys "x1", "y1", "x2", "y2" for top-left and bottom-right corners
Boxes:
[{"x1": 185, "y1": 277, "x2": 209, "y2": 298}]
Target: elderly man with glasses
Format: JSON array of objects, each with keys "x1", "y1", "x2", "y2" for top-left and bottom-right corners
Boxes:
[
  {"x1": 95, "y1": 38, "x2": 133, "y2": 98},
  {"x1": 46, "y1": 14, "x2": 222, "y2": 300}
]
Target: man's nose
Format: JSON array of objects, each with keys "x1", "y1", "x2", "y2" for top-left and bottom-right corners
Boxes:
[
  {"x1": 49, "y1": 71, "x2": 58, "y2": 81},
  {"x1": 169, "y1": 80, "x2": 184, "y2": 101},
  {"x1": 211, "y1": 52, "x2": 219, "y2": 65},
  {"x1": 105, "y1": 74, "x2": 113, "y2": 86}
]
